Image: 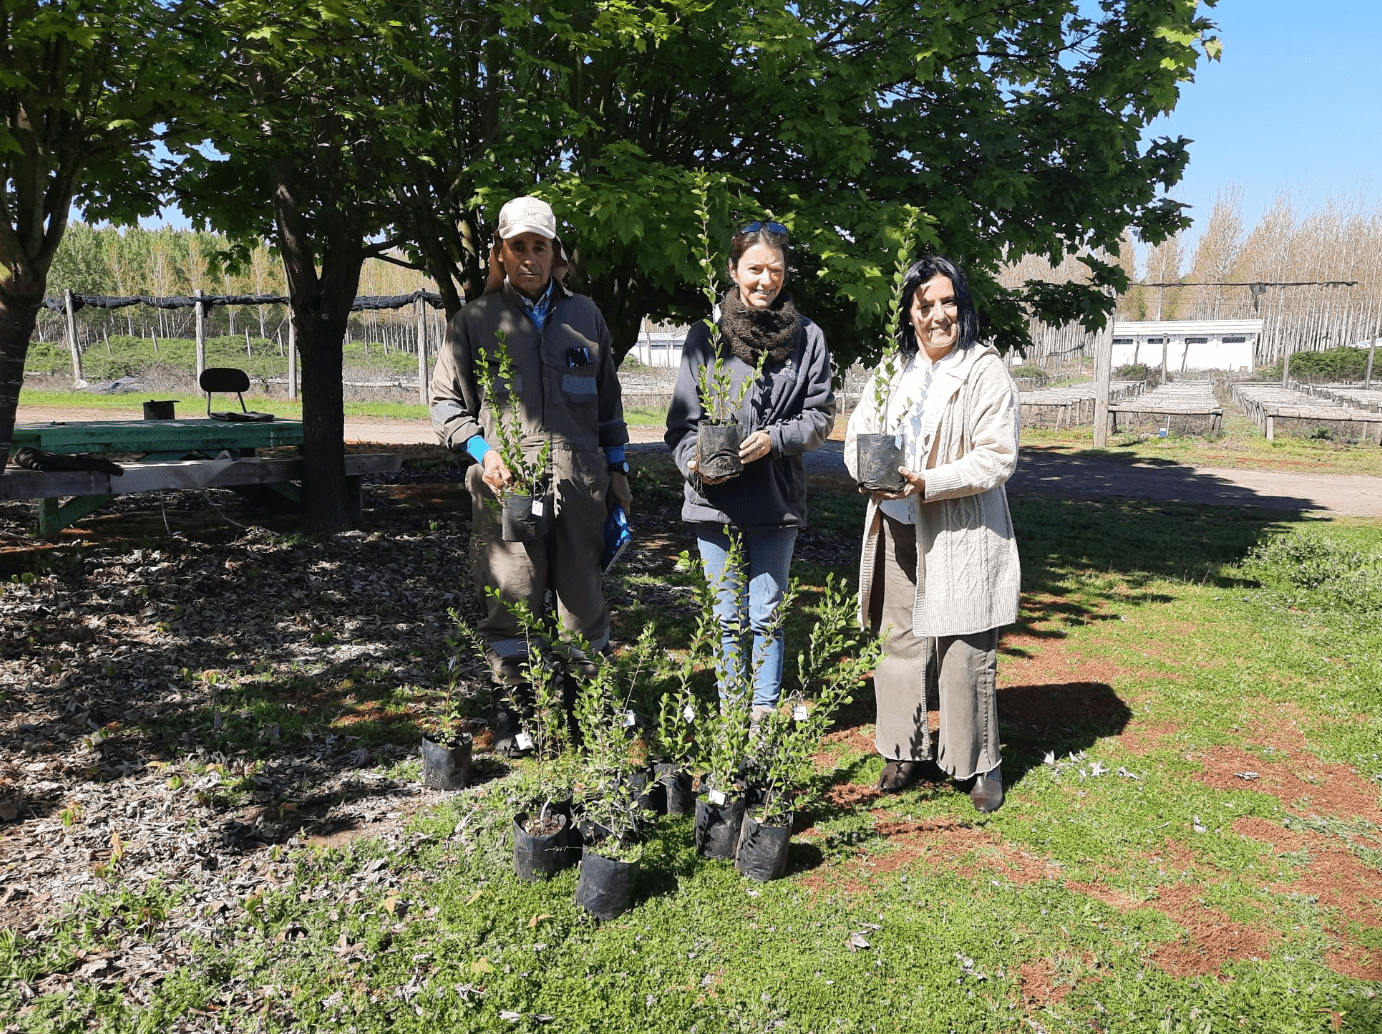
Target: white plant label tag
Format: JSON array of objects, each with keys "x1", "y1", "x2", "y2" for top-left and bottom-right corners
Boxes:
[
  {"x1": 708, "y1": 789, "x2": 727, "y2": 806},
  {"x1": 793, "y1": 705, "x2": 809, "y2": 721},
  {"x1": 683, "y1": 705, "x2": 696, "y2": 723},
  {"x1": 623, "y1": 710, "x2": 637, "y2": 728},
  {"x1": 515, "y1": 732, "x2": 534, "y2": 751},
  {"x1": 532, "y1": 498, "x2": 545, "y2": 517}
]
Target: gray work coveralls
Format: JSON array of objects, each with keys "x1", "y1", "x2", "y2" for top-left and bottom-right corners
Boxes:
[{"x1": 429, "y1": 280, "x2": 628, "y2": 660}]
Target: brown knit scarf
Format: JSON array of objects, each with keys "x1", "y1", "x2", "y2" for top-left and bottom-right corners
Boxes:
[{"x1": 720, "y1": 289, "x2": 801, "y2": 367}]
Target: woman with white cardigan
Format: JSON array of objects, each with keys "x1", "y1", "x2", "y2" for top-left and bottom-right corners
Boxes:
[{"x1": 844, "y1": 255, "x2": 1020, "y2": 813}]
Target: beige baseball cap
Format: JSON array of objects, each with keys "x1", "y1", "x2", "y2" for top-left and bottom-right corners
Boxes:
[{"x1": 496, "y1": 196, "x2": 557, "y2": 240}]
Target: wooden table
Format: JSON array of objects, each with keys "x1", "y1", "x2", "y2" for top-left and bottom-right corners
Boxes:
[{"x1": 5, "y1": 418, "x2": 397, "y2": 535}]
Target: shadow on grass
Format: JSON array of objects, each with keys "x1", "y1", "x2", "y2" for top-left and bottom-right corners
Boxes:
[{"x1": 1010, "y1": 450, "x2": 1337, "y2": 512}]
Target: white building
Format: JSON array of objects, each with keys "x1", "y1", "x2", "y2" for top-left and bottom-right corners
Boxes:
[
  {"x1": 1110, "y1": 319, "x2": 1264, "y2": 374},
  {"x1": 626, "y1": 327, "x2": 688, "y2": 368}
]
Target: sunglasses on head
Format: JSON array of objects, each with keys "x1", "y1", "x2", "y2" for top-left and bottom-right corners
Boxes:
[{"x1": 740, "y1": 220, "x2": 789, "y2": 237}]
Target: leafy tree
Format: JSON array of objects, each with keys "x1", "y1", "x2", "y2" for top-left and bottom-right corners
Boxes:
[
  {"x1": 388, "y1": 0, "x2": 1220, "y2": 365},
  {"x1": 0, "y1": 0, "x2": 198, "y2": 470},
  {"x1": 170, "y1": 0, "x2": 419, "y2": 533}
]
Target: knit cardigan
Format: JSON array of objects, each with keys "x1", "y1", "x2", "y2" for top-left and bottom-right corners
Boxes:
[{"x1": 844, "y1": 343, "x2": 1021, "y2": 637}]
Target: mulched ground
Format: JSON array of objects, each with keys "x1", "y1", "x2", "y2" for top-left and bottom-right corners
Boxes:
[
  {"x1": 0, "y1": 445, "x2": 865, "y2": 943},
  {"x1": 0, "y1": 454, "x2": 478, "y2": 937}
]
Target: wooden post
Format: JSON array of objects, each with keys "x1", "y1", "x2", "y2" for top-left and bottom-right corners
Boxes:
[
  {"x1": 65, "y1": 290, "x2": 83, "y2": 385},
  {"x1": 416, "y1": 296, "x2": 428, "y2": 407},
  {"x1": 287, "y1": 317, "x2": 298, "y2": 401},
  {"x1": 1092, "y1": 311, "x2": 1115, "y2": 448},
  {"x1": 194, "y1": 288, "x2": 206, "y2": 381}
]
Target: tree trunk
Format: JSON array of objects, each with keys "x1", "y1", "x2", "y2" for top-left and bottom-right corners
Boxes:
[
  {"x1": 293, "y1": 298, "x2": 354, "y2": 534},
  {"x1": 0, "y1": 285, "x2": 42, "y2": 473}
]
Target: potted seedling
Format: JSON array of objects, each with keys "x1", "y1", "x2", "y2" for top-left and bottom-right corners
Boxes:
[
  {"x1": 650, "y1": 568, "x2": 721, "y2": 815},
  {"x1": 856, "y1": 211, "x2": 921, "y2": 493},
  {"x1": 736, "y1": 575, "x2": 884, "y2": 881},
  {"x1": 690, "y1": 533, "x2": 770, "y2": 859},
  {"x1": 492, "y1": 597, "x2": 580, "y2": 881},
  {"x1": 570, "y1": 642, "x2": 653, "y2": 920},
  {"x1": 694, "y1": 352, "x2": 764, "y2": 480},
  {"x1": 418, "y1": 617, "x2": 478, "y2": 791},
  {"x1": 475, "y1": 329, "x2": 553, "y2": 542},
  {"x1": 690, "y1": 179, "x2": 765, "y2": 481},
  {"x1": 653, "y1": 679, "x2": 700, "y2": 816}
]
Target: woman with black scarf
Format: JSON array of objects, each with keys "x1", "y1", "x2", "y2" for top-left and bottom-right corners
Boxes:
[{"x1": 665, "y1": 221, "x2": 836, "y2": 727}]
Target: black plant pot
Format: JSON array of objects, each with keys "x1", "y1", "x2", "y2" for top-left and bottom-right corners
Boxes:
[
  {"x1": 542, "y1": 797, "x2": 582, "y2": 867},
  {"x1": 735, "y1": 811, "x2": 792, "y2": 882},
  {"x1": 855, "y1": 433, "x2": 905, "y2": 492},
  {"x1": 501, "y1": 493, "x2": 545, "y2": 543},
  {"x1": 419, "y1": 731, "x2": 472, "y2": 790},
  {"x1": 696, "y1": 424, "x2": 743, "y2": 480},
  {"x1": 694, "y1": 792, "x2": 745, "y2": 860},
  {"x1": 625, "y1": 768, "x2": 665, "y2": 813},
  {"x1": 655, "y1": 763, "x2": 695, "y2": 815},
  {"x1": 574, "y1": 847, "x2": 639, "y2": 920},
  {"x1": 513, "y1": 811, "x2": 572, "y2": 881}
]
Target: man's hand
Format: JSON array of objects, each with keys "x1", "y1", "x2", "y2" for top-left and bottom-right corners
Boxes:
[
  {"x1": 868, "y1": 466, "x2": 925, "y2": 502},
  {"x1": 738, "y1": 430, "x2": 771, "y2": 464},
  {"x1": 609, "y1": 470, "x2": 633, "y2": 516},
  {"x1": 481, "y1": 449, "x2": 514, "y2": 494}
]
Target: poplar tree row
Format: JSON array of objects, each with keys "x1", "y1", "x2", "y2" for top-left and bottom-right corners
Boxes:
[
  {"x1": 34, "y1": 224, "x2": 436, "y2": 353},
  {"x1": 1002, "y1": 189, "x2": 1382, "y2": 370}
]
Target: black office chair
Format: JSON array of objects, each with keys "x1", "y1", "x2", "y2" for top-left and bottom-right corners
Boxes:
[{"x1": 200, "y1": 367, "x2": 274, "y2": 422}]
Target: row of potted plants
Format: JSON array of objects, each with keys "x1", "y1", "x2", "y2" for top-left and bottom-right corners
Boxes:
[{"x1": 424, "y1": 546, "x2": 881, "y2": 920}]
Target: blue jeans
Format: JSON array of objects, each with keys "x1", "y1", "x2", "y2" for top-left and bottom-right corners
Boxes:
[{"x1": 696, "y1": 523, "x2": 799, "y2": 708}]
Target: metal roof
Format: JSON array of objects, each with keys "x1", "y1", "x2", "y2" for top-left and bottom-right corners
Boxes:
[{"x1": 1111, "y1": 319, "x2": 1264, "y2": 336}]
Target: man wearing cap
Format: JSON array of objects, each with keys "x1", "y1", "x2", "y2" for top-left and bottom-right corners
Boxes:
[{"x1": 430, "y1": 196, "x2": 632, "y2": 754}]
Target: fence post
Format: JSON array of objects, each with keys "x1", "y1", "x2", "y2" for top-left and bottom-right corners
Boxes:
[
  {"x1": 416, "y1": 296, "x2": 428, "y2": 407},
  {"x1": 1092, "y1": 311, "x2": 1115, "y2": 448},
  {"x1": 287, "y1": 318, "x2": 298, "y2": 401},
  {"x1": 64, "y1": 289, "x2": 83, "y2": 385},
  {"x1": 194, "y1": 289, "x2": 206, "y2": 381}
]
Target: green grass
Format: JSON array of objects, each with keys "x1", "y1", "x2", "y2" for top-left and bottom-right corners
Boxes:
[{"x1": 4, "y1": 489, "x2": 1382, "y2": 1031}]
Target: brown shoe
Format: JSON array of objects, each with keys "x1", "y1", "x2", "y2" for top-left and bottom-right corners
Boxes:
[
  {"x1": 879, "y1": 760, "x2": 925, "y2": 793},
  {"x1": 970, "y1": 765, "x2": 1004, "y2": 813}
]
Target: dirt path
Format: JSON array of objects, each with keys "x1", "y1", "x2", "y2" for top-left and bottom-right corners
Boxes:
[
  {"x1": 16, "y1": 405, "x2": 1382, "y2": 516},
  {"x1": 639, "y1": 440, "x2": 1382, "y2": 518}
]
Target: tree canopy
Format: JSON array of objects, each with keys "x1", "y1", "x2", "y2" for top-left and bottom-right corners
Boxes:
[
  {"x1": 372, "y1": 0, "x2": 1221, "y2": 365},
  {"x1": 0, "y1": 0, "x2": 200, "y2": 468},
  {"x1": 178, "y1": 0, "x2": 1218, "y2": 367}
]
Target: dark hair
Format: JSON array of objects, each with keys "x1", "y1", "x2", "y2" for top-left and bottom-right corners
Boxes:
[
  {"x1": 727, "y1": 221, "x2": 790, "y2": 280},
  {"x1": 897, "y1": 255, "x2": 980, "y2": 355}
]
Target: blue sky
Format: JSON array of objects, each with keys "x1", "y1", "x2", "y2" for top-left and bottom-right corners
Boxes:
[{"x1": 1146, "y1": 0, "x2": 1382, "y2": 259}]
